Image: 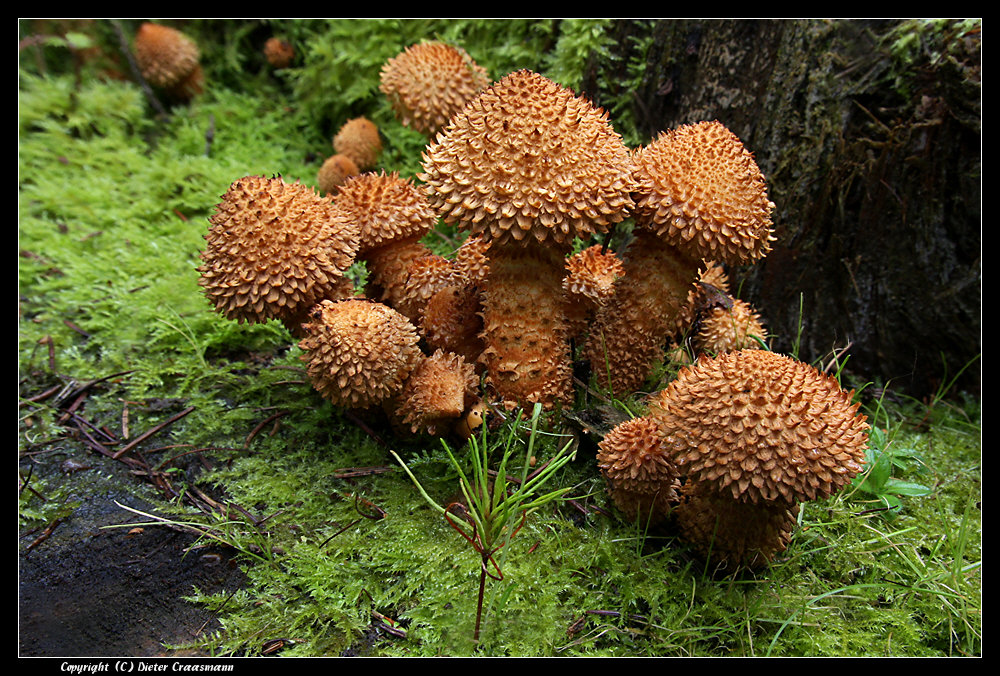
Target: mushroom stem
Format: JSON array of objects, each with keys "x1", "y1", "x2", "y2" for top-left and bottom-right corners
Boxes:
[
  {"x1": 479, "y1": 243, "x2": 574, "y2": 409},
  {"x1": 586, "y1": 228, "x2": 702, "y2": 396}
]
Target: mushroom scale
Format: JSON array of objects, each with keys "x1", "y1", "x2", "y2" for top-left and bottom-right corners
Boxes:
[
  {"x1": 596, "y1": 415, "x2": 681, "y2": 526},
  {"x1": 585, "y1": 120, "x2": 775, "y2": 397},
  {"x1": 419, "y1": 69, "x2": 637, "y2": 409},
  {"x1": 197, "y1": 175, "x2": 360, "y2": 334},
  {"x1": 647, "y1": 349, "x2": 870, "y2": 505}
]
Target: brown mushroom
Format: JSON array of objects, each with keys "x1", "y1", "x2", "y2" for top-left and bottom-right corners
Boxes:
[
  {"x1": 134, "y1": 22, "x2": 199, "y2": 91},
  {"x1": 646, "y1": 349, "x2": 870, "y2": 505},
  {"x1": 419, "y1": 69, "x2": 637, "y2": 409},
  {"x1": 263, "y1": 37, "x2": 295, "y2": 69},
  {"x1": 585, "y1": 121, "x2": 775, "y2": 396},
  {"x1": 298, "y1": 298, "x2": 478, "y2": 436},
  {"x1": 379, "y1": 41, "x2": 490, "y2": 137},
  {"x1": 694, "y1": 297, "x2": 768, "y2": 356},
  {"x1": 333, "y1": 117, "x2": 382, "y2": 170},
  {"x1": 317, "y1": 154, "x2": 360, "y2": 195},
  {"x1": 563, "y1": 245, "x2": 625, "y2": 342},
  {"x1": 197, "y1": 175, "x2": 360, "y2": 335},
  {"x1": 596, "y1": 415, "x2": 681, "y2": 526},
  {"x1": 332, "y1": 171, "x2": 440, "y2": 322}
]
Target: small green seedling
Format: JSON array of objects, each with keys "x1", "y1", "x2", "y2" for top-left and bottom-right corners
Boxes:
[{"x1": 392, "y1": 402, "x2": 575, "y2": 646}]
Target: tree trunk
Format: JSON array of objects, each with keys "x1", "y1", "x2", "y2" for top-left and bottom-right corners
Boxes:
[{"x1": 580, "y1": 19, "x2": 981, "y2": 399}]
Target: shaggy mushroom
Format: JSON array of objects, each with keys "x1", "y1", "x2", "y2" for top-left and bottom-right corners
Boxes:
[
  {"x1": 316, "y1": 153, "x2": 360, "y2": 195},
  {"x1": 197, "y1": 175, "x2": 360, "y2": 335},
  {"x1": 379, "y1": 41, "x2": 490, "y2": 137},
  {"x1": 332, "y1": 171, "x2": 440, "y2": 322},
  {"x1": 563, "y1": 245, "x2": 625, "y2": 342},
  {"x1": 134, "y1": 22, "x2": 200, "y2": 92},
  {"x1": 333, "y1": 117, "x2": 382, "y2": 170},
  {"x1": 420, "y1": 69, "x2": 637, "y2": 409},
  {"x1": 298, "y1": 298, "x2": 478, "y2": 436},
  {"x1": 596, "y1": 415, "x2": 681, "y2": 526},
  {"x1": 585, "y1": 121, "x2": 775, "y2": 396},
  {"x1": 693, "y1": 296, "x2": 768, "y2": 356},
  {"x1": 646, "y1": 349, "x2": 870, "y2": 505}
]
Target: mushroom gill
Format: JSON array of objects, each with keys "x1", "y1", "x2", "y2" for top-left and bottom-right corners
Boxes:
[
  {"x1": 420, "y1": 69, "x2": 637, "y2": 409},
  {"x1": 585, "y1": 121, "x2": 775, "y2": 397}
]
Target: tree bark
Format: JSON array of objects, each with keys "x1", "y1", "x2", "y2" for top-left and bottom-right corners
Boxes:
[{"x1": 580, "y1": 19, "x2": 981, "y2": 399}]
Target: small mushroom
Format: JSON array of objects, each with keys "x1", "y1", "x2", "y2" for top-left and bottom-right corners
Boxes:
[
  {"x1": 332, "y1": 171, "x2": 440, "y2": 322},
  {"x1": 596, "y1": 415, "x2": 680, "y2": 526},
  {"x1": 134, "y1": 22, "x2": 199, "y2": 90},
  {"x1": 298, "y1": 298, "x2": 478, "y2": 436},
  {"x1": 420, "y1": 69, "x2": 637, "y2": 409},
  {"x1": 379, "y1": 41, "x2": 490, "y2": 138},
  {"x1": 563, "y1": 245, "x2": 625, "y2": 342},
  {"x1": 316, "y1": 153, "x2": 360, "y2": 196},
  {"x1": 197, "y1": 175, "x2": 360, "y2": 335},
  {"x1": 585, "y1": 121, "x2": 775, "y2": 396},
  {"x1": 693, "y1": 297, "x2": 767, "y2": 356},
  {"x1": 333, "y1": 117, "x2": 382, "y2": 170},
  {"x1": 263, "y1": 37, "x2": 295, "y2": 69}
]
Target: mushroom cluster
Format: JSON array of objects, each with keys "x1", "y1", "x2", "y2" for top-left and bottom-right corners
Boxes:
[
  {"x1": 597, "y1": 349, "x2": 869, "y2": 570},
  {"x1": 196, "y1": 45, "x2": 876, "y2": 570}
]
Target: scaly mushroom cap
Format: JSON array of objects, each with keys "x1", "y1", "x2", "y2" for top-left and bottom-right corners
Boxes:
[
  {"x1": 647, "y1": 349, "x2": 869, "y2": 504},
  {"x1": 134, "y1": 22, "x2": 199, "y2": 90},
  {"x1": 390, "y1": 349, "x2": 479, "y2": 436},
  {"x1": 695, "y1": 297, "x2": 767, "y2": 355},
  {"x1": 379, "y1": 41, "x2": 490, "y2": 137},
  {"x1": 672, "y1": 260, "x2": 730, "y2": 338},
  {"x1": 453, "y1": 235, "x2": 490, "y2": 287},
  {"x1": 397, "y1": 253, "x2": 461, "y2": 322},
  {"x1": 298, "y1": 299, "x2": 423, "y2": 409},
  {"x1": 335, "y1": 171, "x2": 438, "y2": 255},
  {"x1": 597, "y1": 416, "x2": 681, "y2": 525},
  {"x1": 263, "y1": 37, "x2": 295, "y2": 69},
  {"x1": 674, "y1": 481, "x2": 800, "y2": 571},
  {"x1": 419, "y1": 69, "x2": 637, "y2": 247},
  {"x1": 564, "y1": 245, "x2": 625, "y2": 307},
  {"x1": 317, "y1": 154, "x2": 360, "y2": 195},
  {"x1": 633, "y1": 120, "x2": 775, "y2": 265},
  {"x1": 197, "y1": 176, "x2": 359, "y2": 327},
  {"x1": 333, "y1": 117, "x2": 382, "y2": 170}
]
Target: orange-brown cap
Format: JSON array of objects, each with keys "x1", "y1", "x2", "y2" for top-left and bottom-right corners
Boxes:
[
  {"x1": 197, "y1": 176, "x2": 359, "y2": 327},
  {"x1": 134, "y1": 22, "x2": 199, "y2": 90},
  {"x1": 648, "y1": 349, "x2": 869, "y2": 504},
  {"x1": 379, "y1": 41, "x2": 490, "y2": 137},
  {"x1": 419, "y1": 69, "x2": 637, "y2": 248},
  {"x1": 632, "y1": 121, "x2": 775, "y2": 265}
]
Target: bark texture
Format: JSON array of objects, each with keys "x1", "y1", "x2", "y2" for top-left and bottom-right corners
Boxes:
[{"x1": 579, "y1": 19, "x2": 981, "y2": 398}]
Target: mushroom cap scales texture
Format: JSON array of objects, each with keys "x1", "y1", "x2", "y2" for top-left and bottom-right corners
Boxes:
[
  {"x1": 597, "y1": 415, "x2": 681, "y2": 525},
  {"x1": 333, "y1": 117, "x2": 382, "y2": 170},
  {"x1": 134, "y1": 22, "x2": 200, "y2": 90},
  {"x1": 648, "y1": 349, "x2": 869, "y2": 504},
  {"x1": 419, "y1": 69, "x2": 637, "y2": 248},
  {"x1": 197, "y1": 176, "x2": 359, "y2": 327},
  {"x1": 633, "y1": 120, "x2": 775, "y2": 265},
  {"x1": 298, "y1": 299, "x2": 423, "y2": 409},
  {"x1": 379, "y1": 41, "x2": 490, "y2": 137},
  {"x1": 335, "y1": 171, "x2": 438, "y2": 254}
]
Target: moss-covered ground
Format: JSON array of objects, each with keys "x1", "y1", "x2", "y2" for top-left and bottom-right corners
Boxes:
[{"x1": 19, "y1": 19, "x2": 981, "y2": 657}]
